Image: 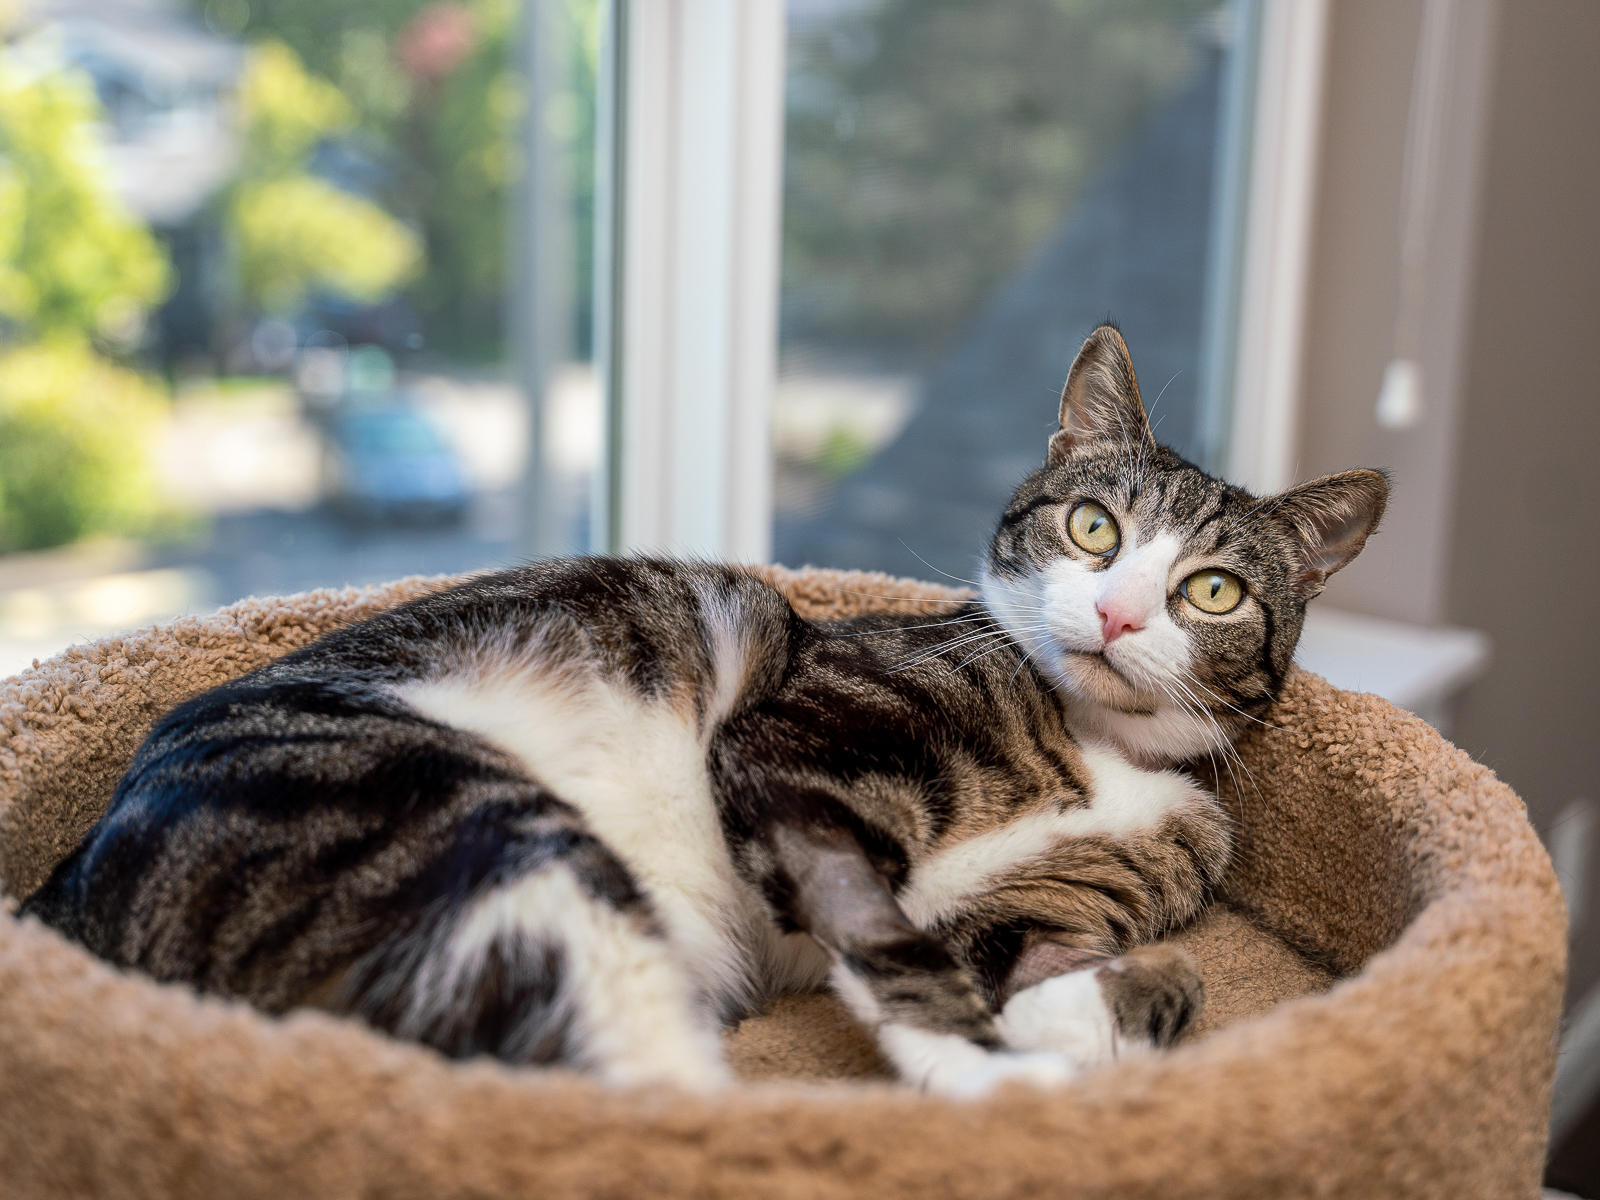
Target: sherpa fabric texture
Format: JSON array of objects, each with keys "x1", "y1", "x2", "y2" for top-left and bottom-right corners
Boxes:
[{"x1": 0, "y1": 566, "x2": 1566, "y2": 1199}]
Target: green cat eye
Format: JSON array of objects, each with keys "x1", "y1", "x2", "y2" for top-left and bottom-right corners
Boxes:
[
  {"x1": 1067, "y1": 502, "x2": 1119, "y2": 555},
  {"x1": 1184, "y1": 571, "x2": 1244, "y2": 615}
]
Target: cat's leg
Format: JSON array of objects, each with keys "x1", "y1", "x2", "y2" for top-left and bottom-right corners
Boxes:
[
  {"x1": 759, "y1": 823, "x2": 1075, "y2": 1096},
  {"x1": 994, "y1": 940, "x2": 1202, "y2": 1070},
  {"x1": 336, "y1": 793, "x2": 728, "y2": 1089},
  {"x1": 900, "y1": 757, "x2": 1226, "y2": 1073}
]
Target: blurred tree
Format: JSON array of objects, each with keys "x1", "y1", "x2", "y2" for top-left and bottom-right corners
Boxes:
[
  {"x1": 229, "y1": 41, "x2": 422, "y2": 315},
  {"x1": 783, "y1": 0, "x2": 1222, "y2": 364},
  {"x1": 233, "y1": 175, "x2": 423, "y2": 314},
  {"x1": 0, "y1": 61, "x2": 169, "y2": 344},
  {"x1": 402, "y1": 0, "x2": 595, "y2": 356}
]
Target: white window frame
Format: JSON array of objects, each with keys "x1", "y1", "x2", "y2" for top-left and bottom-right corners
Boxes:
[
  {"x1": 1220, "y1": 0, "x2": 1330, "y2": 496},
  {"x1": 590, "y1": 0, "x2": 785, "y2": 561}
]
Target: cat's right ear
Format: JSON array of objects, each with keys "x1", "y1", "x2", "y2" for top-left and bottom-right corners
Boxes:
[{"x1": 1048, "y1": 325, "x2": 1153, "y2": 465}]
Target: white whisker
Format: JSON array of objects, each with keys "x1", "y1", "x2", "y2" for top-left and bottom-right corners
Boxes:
[
  {"x1": 895, "y1": 542, "x2": 990, "y2": 592},
  {"x1": 832, "y1": 614, "x2": 998, "y2": 639},
  {"x1": 888, "y1": 628, "x2": 1011, "y2": 674}
]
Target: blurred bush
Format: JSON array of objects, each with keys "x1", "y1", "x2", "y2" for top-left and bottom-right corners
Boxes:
[
  {"x1": 0, "y1": 59, "x2": 177, "y2": 553},
  {"x1": 235, "y1": 174, "x2": 422, "y2": 315},
  {"x1": 0, "y1": 340, "x2": 167, "y2": 553}
]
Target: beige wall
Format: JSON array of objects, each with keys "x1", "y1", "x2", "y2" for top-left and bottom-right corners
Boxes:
[
  {"x1": 1297, "y1": 0, "x2": 1421, "y2": 620},
  {"x1": 1295, "y1": 0, "x2": 1600, "y2": 994},
  {"x1": 1298, "y1": 0, "x2": 1495, "y2": 627},
  {"x1": 1442, "y1": 0, "x2": 1600, "y2": 999}
]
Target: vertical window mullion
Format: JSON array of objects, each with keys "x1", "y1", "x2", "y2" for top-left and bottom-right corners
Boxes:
[{"x1": 594, "y1": 0, "x2": 785, "y2": 561}]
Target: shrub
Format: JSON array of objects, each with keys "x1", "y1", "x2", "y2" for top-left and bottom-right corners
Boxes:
[
  {"x1": 233, "y1": 174, "x2": 422, "y2": 315},
  {"x1": 0, "y1": 340, "x2": 167, "y2": 553}
]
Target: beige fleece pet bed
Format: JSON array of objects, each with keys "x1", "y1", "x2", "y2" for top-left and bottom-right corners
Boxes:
[{"x1": 0, "y1": 566, "x2": 1566, "y2": 1199}]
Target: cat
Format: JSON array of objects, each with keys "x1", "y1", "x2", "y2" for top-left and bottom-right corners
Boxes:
[{"x1": 21, "y1": 326, "x2": 1387, "y2": 1095}]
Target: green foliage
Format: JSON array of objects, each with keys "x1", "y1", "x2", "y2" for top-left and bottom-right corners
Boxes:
[
  {"x1": 0, "y1": 61, "x2": 170, "y2": 342},
  {"x1": 230, "y1": 42, "x2": 421, "y2": 315},
  {"x1": 219, "y1": 0, "x2": 432, "y2": 106},
  {"x1": 236, "y1": 39, "x2": 354, "y2": 176},
  {"x1": 402, "y1": 0, "x2": 522, "y2": 354},
  {"x1": 783, "y1": 0, "x2": 1221, "y2": 362},
  {"x1": 234, "y1": 174, "x2": 424, "y2": 314},
  {"x1": 553, "y1": 0, "x2": 600, "y2": 354},
  {"x1": 0, "y1": 61, "x2": 175, "y2": 552},
  {"x1": 0, "y1": 339, "x2": 167, "y2": 553}
]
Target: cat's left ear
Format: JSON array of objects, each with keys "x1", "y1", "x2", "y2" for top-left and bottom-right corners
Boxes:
[
  {"x1": 1269, "y1": 469, "x2": 1390, "y2": 597},
  {"x1": 1047, "y1": 325, "x2": 1154, "y2": 464}
]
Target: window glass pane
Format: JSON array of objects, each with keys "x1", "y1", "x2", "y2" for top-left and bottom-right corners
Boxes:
[
  {"x1": 776, "y1": 0, "x2": 1243, "y2": 581},
  {"x1": 0, "y1": 0, "x2": 598, "y2": 678}
]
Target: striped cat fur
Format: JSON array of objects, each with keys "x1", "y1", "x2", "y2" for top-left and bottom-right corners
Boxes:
[{"x1": 22, "y1": 327, "x2": 1387, "y2": 1095}]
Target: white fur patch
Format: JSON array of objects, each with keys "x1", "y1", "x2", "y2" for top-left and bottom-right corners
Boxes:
[
  {"x1": 1072, "y1": 742, "x2": 1212, "y2": 834},
  {"x1": 693, "y1": 580, "x2": 754, "y2": 740},
  {"x1": 417, "y1": 867, "x2": 727, "y2": 1088},
  {"x1": 1073, "y1": 700, "x2": 1234, "y2": 767},
  {"x1": 995, "y1": 966, "x2": 1148, "y2": 1069},
  {"x1": 877, "y1": 1024, "x2": 1075, "y2": 1097},
  {"x1": 898, "y1": 743, "x2": 1209, "y2": 930},
  {"x1": 835, "y1": 955, "x2": 1078, "y2": 1096},
  {"x1": 758, "y1": 927, "x2": 833, "y2": 993},
  {"x1": 829, "y1": 960, "x2": 883, "y2": 1026},
  {"x1": 397, "y1": 666, "x2": 761, "y2": 1017}
]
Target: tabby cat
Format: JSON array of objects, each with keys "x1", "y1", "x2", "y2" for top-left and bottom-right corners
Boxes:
[{"x1": 22, "y1": 327, "x2": 1386, "y2": 1095}]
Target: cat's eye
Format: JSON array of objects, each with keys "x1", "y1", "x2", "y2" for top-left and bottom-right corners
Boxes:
[
  {"x1": 1184, "y1": 571, "x2": 1244, "y2": 615},
  {"x1": 1067, "y1": 502, "x2": 1119, "y2": 555}
]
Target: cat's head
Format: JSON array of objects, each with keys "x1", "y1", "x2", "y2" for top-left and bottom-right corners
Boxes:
[{"x1": 981, "y1": 324, "x2": 1387, "y2": 767}]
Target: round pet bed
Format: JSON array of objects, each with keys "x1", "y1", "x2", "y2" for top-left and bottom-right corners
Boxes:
[{"x1": 0, "y1": 566, "x2": 1565, "y2": 1199}]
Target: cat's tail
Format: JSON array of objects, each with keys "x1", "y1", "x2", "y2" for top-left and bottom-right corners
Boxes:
[{"x1": 330, "y1": 785, "x2": 729, "y2": 1089}]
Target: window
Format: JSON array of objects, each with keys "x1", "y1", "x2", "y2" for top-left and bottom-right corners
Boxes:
[{"x1": 773, "y1": 0, "x2": 1253, "y2": 580}]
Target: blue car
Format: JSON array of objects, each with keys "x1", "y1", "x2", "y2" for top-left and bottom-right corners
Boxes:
[{"x1": 325, "y1": 407, "x2": 471, "y2": 525}]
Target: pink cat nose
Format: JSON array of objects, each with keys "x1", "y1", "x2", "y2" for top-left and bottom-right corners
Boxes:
[{"x1": 1097, "y1": 601, "x2": 1144, "y2": 644}]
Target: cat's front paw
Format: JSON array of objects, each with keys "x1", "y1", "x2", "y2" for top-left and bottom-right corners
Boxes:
[
  {"x1": 944, "y1": 1049, "x2": 1078, "y2": 1099},
  {"x1": 996, "y1": 943, "x2": 1202, "y2": 1069},
  {"x1": 877, "y1": 1024, "x2": 1076, "y2": 1097}
]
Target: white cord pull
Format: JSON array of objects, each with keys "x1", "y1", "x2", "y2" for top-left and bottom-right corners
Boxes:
[{"x1": 1375, "y1": 358, "x2": 1424, "y2": 430}]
